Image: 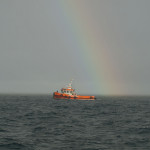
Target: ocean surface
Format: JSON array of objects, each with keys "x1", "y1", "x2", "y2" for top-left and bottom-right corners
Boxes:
[{"x1": 0, "y1": 95, "x2": 150, "y2": 150}]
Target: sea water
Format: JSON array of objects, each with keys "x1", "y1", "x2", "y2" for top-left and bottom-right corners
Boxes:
[{"x1": 0, "y1": 95, "x2": 150, "y2": 150}]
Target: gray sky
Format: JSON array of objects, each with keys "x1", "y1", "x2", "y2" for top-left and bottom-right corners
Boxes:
[{"x1": 0, "y1": 0, "x2": 150, "y2": 95}]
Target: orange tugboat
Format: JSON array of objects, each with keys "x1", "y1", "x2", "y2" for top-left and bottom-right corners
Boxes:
[{"x1": 53, "y1": 80, "x2": 95, "y2": 100}]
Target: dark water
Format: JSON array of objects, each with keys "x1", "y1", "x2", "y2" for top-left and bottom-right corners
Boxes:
[{"x1": 0, "y1": 95, "x2": 150, "y2": 150}]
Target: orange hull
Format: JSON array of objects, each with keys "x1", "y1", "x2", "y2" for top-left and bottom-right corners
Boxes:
[{"x1": 53, "y1": 92, "x2": 95, "y2": 100}]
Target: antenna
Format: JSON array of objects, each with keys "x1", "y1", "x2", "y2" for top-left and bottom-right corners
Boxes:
[{"x1": 68, "y1": 79, "x2": 74, "y2": 88}]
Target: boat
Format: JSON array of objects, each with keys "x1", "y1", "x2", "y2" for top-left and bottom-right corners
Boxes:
[{"x1": 53, "y1": 80, "x2": 95, "y2": 100}]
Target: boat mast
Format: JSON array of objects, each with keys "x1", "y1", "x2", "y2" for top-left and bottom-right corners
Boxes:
[{"x1": 68, "y1": 79, "x2": 73, "y2": 89}]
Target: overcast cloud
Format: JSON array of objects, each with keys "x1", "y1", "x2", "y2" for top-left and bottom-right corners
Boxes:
[{"x1": 0, "y1": 0, "x2": 150, "y2": 95}]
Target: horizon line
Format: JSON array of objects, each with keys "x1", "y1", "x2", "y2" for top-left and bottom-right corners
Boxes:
[{"x1": 0, "y1": 92, "x2": 150, "y2": 97}]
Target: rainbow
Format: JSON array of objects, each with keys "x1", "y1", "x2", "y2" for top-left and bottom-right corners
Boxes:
[{"x1": 53, "y1": 1, "x2": 122, "y2": 95}]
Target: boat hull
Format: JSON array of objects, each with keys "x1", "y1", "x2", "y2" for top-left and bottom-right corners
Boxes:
[{"x1": 53, "y1": 92, "x2": 95, "y2": 100}]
